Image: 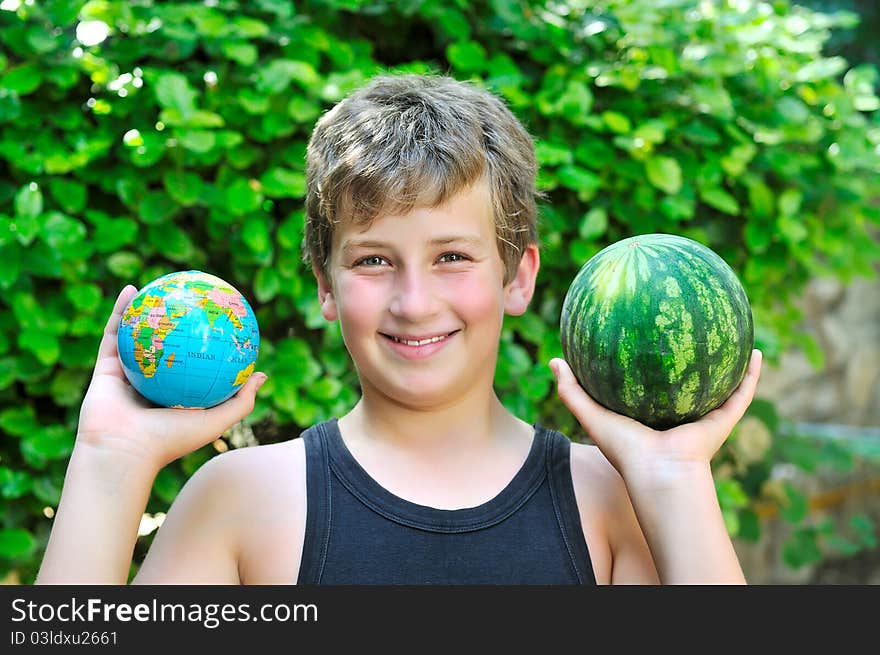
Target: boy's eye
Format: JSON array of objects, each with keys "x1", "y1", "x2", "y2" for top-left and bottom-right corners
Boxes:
[
  {"x1": 354, "y1": 255, "x2": 388, "y2": 266},
  {"x1": 438, "y1": 252, "x2": 469, "y2": 263}
]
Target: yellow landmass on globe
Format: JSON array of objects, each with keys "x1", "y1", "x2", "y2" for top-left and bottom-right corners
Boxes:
[{"x1": 233, "y1": 362, "x2": 255, "y2": 386}]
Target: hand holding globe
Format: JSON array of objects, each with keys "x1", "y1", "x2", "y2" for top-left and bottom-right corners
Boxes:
[
  {"x1": 75, "y1": 274, "x2": 267, "y2": 471},
  {"x1": 116, "y1": 270, "x2": 261, "y2": 409}
]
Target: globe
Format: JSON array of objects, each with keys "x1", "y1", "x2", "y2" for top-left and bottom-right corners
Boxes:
[{"x1": 117, "y1": 270, "x2": 261, "y2": 409}]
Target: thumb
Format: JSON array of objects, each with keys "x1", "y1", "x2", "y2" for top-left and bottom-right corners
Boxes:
[
  {"x1": 163, "y1": 372, "x2": 268, "y2": 457},
  {"x1": 549, "y1": 358, "x2": 616, "y2": 439},
  {"x1": 208, "y1": 372, "x2": 268, "y2": 427}
]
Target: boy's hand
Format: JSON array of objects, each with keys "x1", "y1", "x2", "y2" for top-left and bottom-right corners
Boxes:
[
  {"x1": 76, "y1": 285, "x2": 268, "y2": 471},
  {"x1": 550, "y1": 349, "x2": 762, "y2": 486}
]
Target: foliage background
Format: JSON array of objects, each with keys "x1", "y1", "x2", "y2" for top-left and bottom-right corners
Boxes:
[{"x1": 1, "y1": 0, "x2": 878, "y2": 583}]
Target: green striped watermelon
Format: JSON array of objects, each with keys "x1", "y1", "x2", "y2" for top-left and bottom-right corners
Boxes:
[{"x1": 560, "y1": 233, "x2": 754, "y2": 430}]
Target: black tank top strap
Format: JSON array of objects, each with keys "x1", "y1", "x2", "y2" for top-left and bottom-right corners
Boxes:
[
  {"x1": 543, "y1": 426, "x2": 597, "y2": 585},
  {"x1": 297, "y1": 422, "x2": 332, "y2": 584}
]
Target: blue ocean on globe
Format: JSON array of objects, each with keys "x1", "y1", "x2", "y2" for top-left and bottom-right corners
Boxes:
[{"x1": 116, "y1": 270, "x2": 260, "y2": 409}]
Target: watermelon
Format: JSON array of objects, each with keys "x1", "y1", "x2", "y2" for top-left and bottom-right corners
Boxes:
[{"x1": 560, "y1": 233, "x2": 754, "y2": 430}]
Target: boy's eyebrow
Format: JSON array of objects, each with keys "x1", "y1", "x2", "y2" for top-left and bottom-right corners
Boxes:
[{"x1": 340, "y1": 235, "x2": 488, "y2": 252}]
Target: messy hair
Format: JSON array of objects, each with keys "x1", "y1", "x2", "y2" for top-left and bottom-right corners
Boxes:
[{"x1": 303, "y1": 73, "x2": 540, "y2": 284}]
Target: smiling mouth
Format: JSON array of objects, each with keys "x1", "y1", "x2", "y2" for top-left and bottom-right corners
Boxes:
[{"x1": 381, "y1": 331, "x2": 459, "y2": 346}]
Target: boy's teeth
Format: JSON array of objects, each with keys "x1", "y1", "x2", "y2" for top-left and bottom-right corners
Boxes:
[{"x1": 391, "y1": 334, "x2": 447, "y2": 346}]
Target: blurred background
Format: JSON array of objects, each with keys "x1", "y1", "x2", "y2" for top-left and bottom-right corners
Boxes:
[{"x1": 0, "y1": 0, "x2": 877, "y2": 584}]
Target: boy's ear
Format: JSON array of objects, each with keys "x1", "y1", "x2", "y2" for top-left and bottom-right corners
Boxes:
[
  {"x1": 312, "y1": 264, "x2": 338, "y2": 321},
  {"x1": 504, "y1": 243, "x2": 540, "y2": 316}
]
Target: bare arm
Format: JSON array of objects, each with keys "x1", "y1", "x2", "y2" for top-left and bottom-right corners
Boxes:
[
  {"x1": 552, "y1": 350, "x2": 762, "y2": 584},
  {"x1": 36, "y1": 286, "x2": 266, "y2": 584}
]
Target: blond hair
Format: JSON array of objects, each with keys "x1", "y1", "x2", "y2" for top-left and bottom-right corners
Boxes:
[{"x1": 303, "y1": 73, "x2": 540, "y2": 284}]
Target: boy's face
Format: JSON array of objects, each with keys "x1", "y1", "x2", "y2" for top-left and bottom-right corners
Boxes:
[{"x1": 315, "y1": 181, "x2": 538, "y2": 410}]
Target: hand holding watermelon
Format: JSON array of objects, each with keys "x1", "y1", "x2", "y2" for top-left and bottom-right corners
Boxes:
[
  {"x1": 550, "y1": 349, "x2": 762, "y2": 584},
  {"x1": 549, "y1": 349, "x2": 762, "y2": 479}
]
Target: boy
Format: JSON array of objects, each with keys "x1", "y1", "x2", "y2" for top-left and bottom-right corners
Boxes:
[{"x1": 37, "y1": 74, "x2": 762, "y2": 585}]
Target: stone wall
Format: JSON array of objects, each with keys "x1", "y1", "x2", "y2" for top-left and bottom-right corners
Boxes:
[
  {"x1": 756, "y1": 276, "x2": 880, "y2": 427},
  {"x1": 735, "y1": 274, "x2": 880, "y2": 584}
]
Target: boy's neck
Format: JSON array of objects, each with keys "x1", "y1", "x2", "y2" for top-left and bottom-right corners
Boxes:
[
  {"x1": 335, "y1": 392, "x2": 535, "y2": 510},
  {"x1": 338, "y1": 391, "x2": 530, "y2": 456}
]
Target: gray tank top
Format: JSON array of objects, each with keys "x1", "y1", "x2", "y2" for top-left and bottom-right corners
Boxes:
[{"x1": 296, "y1": 419, "x2": 595, "y2": 585}]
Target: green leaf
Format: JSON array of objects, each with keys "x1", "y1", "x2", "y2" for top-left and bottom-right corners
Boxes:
[
  {"x1": 257, "y1": 60, "x2": 319, "y2": 94},
  {"x1": 49, "y1": 367, "x2": 89, "y2": 407},
  {"x1": 0, "y1": 87, "x2": 22, "y2": 123},
  {"x1": 557, "y1": 165, "x2": 600, "y2": 197},
  {"x1": 700, "y1": 187, "x2": 740, "y2": 215},
  {"x1": 163, "y1": 171, "x2": 204, "y2": 206},
  {"x1": 777, "y1": 188, "x2": 803, "y2": 217},
  {"x1": 21, "y1": 426, "x2": 75, "y2": 466},
  {"x1": 148, "y1": 225, "x2": 195, "y2": 263},
  {"x1": 777, "y1": 214, "x2": 808, "y2": 244},
  {"x1": 179, "y1": 130, "x2": 216, "y2": 153},
  {"x1": 93, "y1": 217, "x2": 138, "y2": 252},
  {"x1": 578, "y1": 208, "x2": 608, "y2": 240},
  {"x1": 139, "y1": 191, "x2": 179, "y2": 224},
  {"x1": 260, "y1": 168, "x2": 307, "y2": 198},
  {"x1": 278, "y1": 210, "x2": 305, "y2": 249},
  {"x1": 254, "y1": 266, "x2": 280, "y2": 302},
  {"x1": 782, "y1": 528, "x2": 822, "y2": 569},
  {"x1": 780, "y1": 483, "x2": 809, "y2": 524},
  {"x1": 65, "y1": 283, "x2": 102, "y2": 312},
  {"x1": 0, "y1": 467, "x2": 32, "y2": 499},
  {"x1": 601, "y1": 111, "x2": 631, "y2": 134},
  {"x1": 0, "y1": 528, "x2": 36, "y2": 558},
  {"x1": 645, "y1": 156, "x2": 682, "y2": 195},
  {"x1": 221, "y1": 41, "x2": 259, "y2": 66},
  {"x1": 18, "y1": 329, "x2": 60, "y2": 366},
  {"x1": 240, "y1": 215, "x2": 271, "y2": 255},
  {"x1": 446, "y1": 41, "x2": 488, "y2": 72},
  {"x1": 31, "y1": 474, "x2": 63, "y2": 505},
  {"x1": 795, "y1": 57, "x2": 848, "y2": 82},
  {"x1": 15, "y1": 183, "x2": 42, "y2": 219},
  {"x1": 287, "y1": 96, "x2": 321, "y2": 124},
  {"x1": 154, "y1": 72, "x2": 197, "y2": 118},
  {"x1": 39, "y1": 211, "x2": 87, "y2": 253},
  {"x1": 106, "y1": 251, "x2": 143, "y2": 279},
  {"x1": 745, "y1": 178, "x2": 774, "y2": 218},
  {"x1": 716, "y1": 478, "x2": 749, "y2": 509},
  {"x1": 1, "y1": 64, "x2": 42, "y2": 95},
  {"x1": 153, "y1": 467, "x2": 184, "y2": 504},
  {"x1": 226, "y1": 178, "x2": 263, "y2": 216},
  {"x1": 535, "y1": 141, "x2": 573, "y2": 166},
  {"x1": 307, "y1": 377, "x2": 344, "y2": 402},
  {"x1": 48, "y1": 178, "x2": 88, "y2": 214}
]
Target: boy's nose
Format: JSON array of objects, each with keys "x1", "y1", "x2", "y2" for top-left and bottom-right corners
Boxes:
[{"x1": 388, "y1": 269, "x2": 441, "y2": 320}]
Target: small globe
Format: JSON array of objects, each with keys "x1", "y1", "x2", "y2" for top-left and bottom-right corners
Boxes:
[{"x1": 117, "y1": 270, "x2": 260, "y2": 409}]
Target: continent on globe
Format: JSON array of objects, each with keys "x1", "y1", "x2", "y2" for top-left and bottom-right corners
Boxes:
[
  {"x1": 117, "y1": 270, "x2": 261, "y2": 409},
  {"x1": 559, "y1": 233, "x2": 754, "y2": 430}
]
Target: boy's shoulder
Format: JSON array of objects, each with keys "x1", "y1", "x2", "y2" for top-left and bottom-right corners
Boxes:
[
  {"x1": 567, "y1": 438, "x2": 658, "y2": 583},
  {"x1": 195, "y1": 437, "x2": 308, "y2": 583},
  {"x1": 568, "y1": 439, "x2": 627, "y2": 509},
  {"x1": 202, "y1": 436, "x2": 306, "y2": 495}
]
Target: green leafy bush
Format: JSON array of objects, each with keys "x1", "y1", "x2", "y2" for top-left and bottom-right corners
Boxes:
[{"x1": 1, "y1": 0, "x2": 878, "y2": 583}]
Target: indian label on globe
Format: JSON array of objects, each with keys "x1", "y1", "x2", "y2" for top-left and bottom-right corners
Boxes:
[{"x1": 117, "y1": 270, "x2": 260, "y2": 409}]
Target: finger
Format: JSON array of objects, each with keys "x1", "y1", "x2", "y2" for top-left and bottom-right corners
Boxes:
[
  {"x1": 94, "y1": 285, "x2": 139, "y2": 372},
  {"x1": 702, "y1": 349, "x2": 763, "y2": 434},
  {"x1": 162, "y1": 372, "x2": 268, "y2": 456},
  {"x1": 550, "y1": 358, "x2": 620, "y2": 440}
]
